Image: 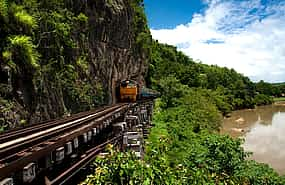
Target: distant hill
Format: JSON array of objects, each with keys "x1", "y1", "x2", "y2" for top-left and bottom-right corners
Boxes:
[{"x1": 271, "y1": 82, "x2": 285, "y2": 86}]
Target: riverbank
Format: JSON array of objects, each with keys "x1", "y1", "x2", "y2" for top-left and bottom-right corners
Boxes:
[
  {"x1": 274, "y1": 97, "x2": 285, "y2": 102},
  {"x1": 274, "y1": 98, "x2": 285, "y2": 105}
]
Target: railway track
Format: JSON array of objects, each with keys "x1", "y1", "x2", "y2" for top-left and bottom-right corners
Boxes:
[
  {"x1": 0, "y1": 103, "x2": 129, "y2": 179},
  {"x1": 0, "y1": 104, "x2": 126, "y2": 159},
  {"x1": 0, "y1": 106, "x2": 111, "y2": 144},
  {"x1": 47, "y1": 135, "x2": 122, "y2": 185},
  {"x1": 0, "y1": 100, "x2": 154, "y2": 185}
]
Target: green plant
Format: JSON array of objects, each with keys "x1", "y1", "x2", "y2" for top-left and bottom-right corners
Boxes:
[
  {"x1": 0, "y1": 0, "x2": 8, "y2": 18},
  {"x1": 76, "y1": 13, "x2": 88, "y2": 23},
  {"x1": 8, "y1": 35, "x2": 39, "y2": 69},
  {"x1": 254, "y1": 94, "x2": 273, "y2": 106},
  {"x1": 13, "y1": 5, "x2": 37, "y2": 29}
]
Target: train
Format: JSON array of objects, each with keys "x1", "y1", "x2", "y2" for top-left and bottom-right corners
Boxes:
[{"x1": 119, "y1": 80, "x2": 160, "y2": 102}]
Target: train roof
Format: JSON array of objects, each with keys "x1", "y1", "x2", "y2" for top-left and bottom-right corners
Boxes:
[{"x1": 120, "y1": 79, "x2": 137, "y2": 84}]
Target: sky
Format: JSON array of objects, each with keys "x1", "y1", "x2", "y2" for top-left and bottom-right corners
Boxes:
[{"x1": 144, "y1": 0, "x2": 285, "y2": 83}]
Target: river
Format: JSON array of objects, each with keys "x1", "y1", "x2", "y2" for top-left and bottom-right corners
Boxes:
[{"x1": 221, "y1": 102, "x2": 285, "y2": 174}]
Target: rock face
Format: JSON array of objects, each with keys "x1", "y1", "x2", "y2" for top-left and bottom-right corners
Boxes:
[
  {"x1": 85, "y1": 0, "x2": 148, "y2": 103},
  {"x1": 0, "y1": 0, "x2": 150, "y2": 128},
  {"x1": 89, "y1": 42, "x2": 147, "y2": 103}
]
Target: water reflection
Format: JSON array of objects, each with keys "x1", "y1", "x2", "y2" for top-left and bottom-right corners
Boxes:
[{"x1": 221, "y1": 104, "x2": 285, "y2": 174}]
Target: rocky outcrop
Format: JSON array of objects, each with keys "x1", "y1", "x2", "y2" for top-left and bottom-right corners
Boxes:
[
  {"x1": 0, "y1": 0, "x2": 150, "y2": 128},
  {"x1": 85, "y1": 0, "x2": 149, "y2": 103},
  {"x1": 89, "y1": 42, "x2": 148, "y2": 103}
]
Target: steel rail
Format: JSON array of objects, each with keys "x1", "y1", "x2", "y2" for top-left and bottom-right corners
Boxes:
[
  {"x1": 0, "y1": 104, "x2": 129, "y2": 179},
  {"x1": 0, "y1": 104, "x2": 125, "y2": 159},
  {"x1": 48, "y1": 135, "x2": 122, "y2": 185},
  {"x1": 0, "y1": 106, "x2": 110, "y2": 144}
]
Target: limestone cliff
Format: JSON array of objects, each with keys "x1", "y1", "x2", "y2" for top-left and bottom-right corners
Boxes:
[{"x1": 0, "y1": 0, "x2": 151, "y2": 130}]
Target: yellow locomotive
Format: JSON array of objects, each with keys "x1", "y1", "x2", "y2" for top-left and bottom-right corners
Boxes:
[
  {"x1": 119, "y1": 80, "x2": 138, "y2": 102},
  {"x1": 119, "y1": 80, "x2": 160, "y2": 102}
]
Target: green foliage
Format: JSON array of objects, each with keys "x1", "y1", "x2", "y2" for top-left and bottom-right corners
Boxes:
[
  {"x1": 200, "y1": 134, "x2": 247, "y2": 175},
  {"x1": 254, "y1": 81, "x2": 285, "y2": 98},
  {"x1": 254, "y1": 94, "x2": 274, "y2": 106},
  {"x1": 49, "y1": 11, "x2": 73, "y2": 43},
  {"x1": 20, "y1": 119, "x2": 27, "y2": 126},
  {"x1": 22, "y1": 0, "x2": 38, "y2": 11},
  {"x1": 82, "y1": 150, "x2": 145, "y2": 185},
  {"x1": 146, "y1": 96, "x2": 284, "y2": 184},
  {"x1": 256, "y1": 80, "x2": 273, "y2": 96},
  {"x1": 209, "y1": 89, "x2": 233, "y2": 115},
  {"x1": 157, "y1": 90, "x2": 222, "y2": 132},
  {"x1": 38, "y1": 0, "x2": 63, "y2": 10},
  {"x1": 148, "y1": 41, "x2": 272, "y2": 113},
  {"x1": 13, "y1": 4, "x2": 37, "y2": 29},
  {"x1": 235, "y1": 160, "x2": 285, "y2": 185},
  {"x1": 2, "y1": 50, "x2": 12, "y2": 61},
  {"x1": 274, "y1": 97, "x2": 285, "y2": 102},
  {"x1": 0, "y1": 97, "x2": 22, "y2": 132},
  {"x1": 76, "y1": 56, "x2": 89, "y2": 72},
  {"x1": 76, "y1": 13, "x2": 88, "y2": 24},
  {"x1": 0, "y1": 125, "x2": 5, "y2": 133},
  {"x1": 0, "y1": 0, "x2": 8, "y2": 18},
  {"x1": 8, "y1": 35, "x2": 39, "y2": 69},
  {"x1": 81, "y1": 144, "x2": 182, "y2": 185},
  {"x1": 54, "y1": 62, "x2": 104, "y2": 112},
  {"x1": 157, "y1": 76, "x2": 187, "y2": 108},
  {"x1": 130, "y1": 0, "x2": 152, "y2": 55}
]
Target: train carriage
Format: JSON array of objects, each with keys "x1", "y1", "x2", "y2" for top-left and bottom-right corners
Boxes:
[
  {"x1": 140, "y1": 86, "x2": 160, "y2": 99},
  {"x1": 119, "y1": 80, "x2": 160, "y2": 102}
]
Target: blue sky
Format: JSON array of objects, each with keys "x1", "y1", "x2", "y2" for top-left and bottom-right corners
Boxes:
[
  {"x1": 144, "y1": 0, "x2": 206, "y2": 29},
  {"x1": 144, "y1": 0, "x2": 285, "y2": 83}
]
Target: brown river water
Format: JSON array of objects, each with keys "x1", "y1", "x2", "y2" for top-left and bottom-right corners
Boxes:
[{"x1": 221, "y1": 102, "x2": 285, "y2": 174}]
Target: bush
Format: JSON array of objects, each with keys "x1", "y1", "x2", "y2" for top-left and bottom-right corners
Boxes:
[
  {"x1": 81, "y1": 144, "x2": 182, "y2": 185},
  {"x1": 254, "y1": 94, "x2": 273, "y2": 106}
]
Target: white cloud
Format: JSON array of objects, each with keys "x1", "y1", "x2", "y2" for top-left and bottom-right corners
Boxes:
[{"x1": 150, "y1": 0, "x2": 285, "y2": 82}]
